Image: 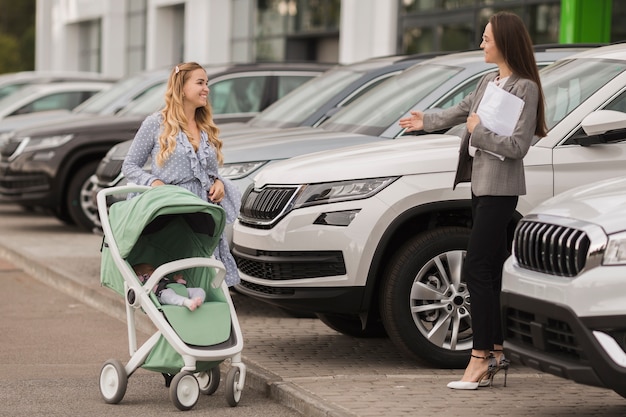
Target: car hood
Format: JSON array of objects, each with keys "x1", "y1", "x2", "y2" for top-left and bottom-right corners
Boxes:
[
  {"x1": 529, "y1": 175, "x2": 626, "y2": 235},
  {"x1": 0, "y1": 110, "x2": 74, "y2": 134},
  {"x1": 223, "y1": 127, "x2": 383, "y2": 163},
  {"x1": 15, "y1": 114, "x2": 145, "y2": 137},
  {"x1": 252, "y1": 134, "x2": 462, "y2": 186}
]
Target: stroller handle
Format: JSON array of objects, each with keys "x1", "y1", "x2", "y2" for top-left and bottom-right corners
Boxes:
[{"x1": 148, "y1": 257, "x2": 227, "y2": 290}]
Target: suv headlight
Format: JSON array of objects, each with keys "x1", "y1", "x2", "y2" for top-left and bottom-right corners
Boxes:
[
  {"x1": 23, "y1": 134, "x2": 74, "y2": 153},
  {"x1": 292, "y1": 177, "x2": 398, "y2": 209},
  {"x1": 219, "y1": 161, "x2": 267, "y2": 179},
  {"x1": 603, "y1": 231, "x2": 626, "y2": 265}
]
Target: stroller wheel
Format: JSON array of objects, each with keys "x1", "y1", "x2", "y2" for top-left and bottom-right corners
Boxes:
[
  {"x1": 225, "y1": 367, "x2": 243, "y2": 407},
  {"x1": 170, "y1": 371, "x2": 200, "y2": 411},
  {"x1": 197, "y1": 366, "x2": 221, "y2": 395},
  {"x1": 99, "y1": 359, "x2": 127, "y2": 404}
]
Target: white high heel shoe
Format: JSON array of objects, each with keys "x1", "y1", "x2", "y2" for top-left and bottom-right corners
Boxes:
[{"x1": 447, "y1": 354, "x2": 496, "y2": 390}]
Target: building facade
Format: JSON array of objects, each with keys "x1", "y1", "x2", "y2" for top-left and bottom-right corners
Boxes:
[{"x1": 35, "y1": 0, "x2": 621, "y2": 79}]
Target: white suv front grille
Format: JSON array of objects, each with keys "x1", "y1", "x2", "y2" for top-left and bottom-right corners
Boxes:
[
  {"x1": 239, "y1": 185, "x2": 299, "y2": 228},
  {"x1": 512, "y1": 215, "x2": 610, "y2": 277}
]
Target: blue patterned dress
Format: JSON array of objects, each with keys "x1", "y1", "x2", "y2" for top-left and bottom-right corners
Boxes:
[{"x1": 122, "y1": 112, "x2": 241, "y2": 286}]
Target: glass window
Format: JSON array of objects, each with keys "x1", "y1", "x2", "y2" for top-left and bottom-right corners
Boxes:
[
  {"x1": 12, "y1": 92, "x2": 89, "y2": 116},
  {"x1": 73, "y1": 75, "x2": 151, "y2": 115},
  {"x1": 604, "y1": 90, "x2": 626, "y2": 114},
  {"x1": 323, "y1": 63, "x2": 463, "y2": 137},
  {"x1": 0, "y1": 84, "x2": 28, "y2": 100},
  {"x1": 401, "y1": 0, "x2": 476, "y2": 13},
  {"x1": 256, "y1": 38, "x2": 286, "y2": 61},
  {"x1": 435, "y1": 77, "x2": 482, "y2": 109},
  {"x1": 118, "y1": 83, "x2": 167, "y2": 116},
  {"x1": 402, "y1": 27, "x2": 435, "y2": 54},
  {"x1": 541, "y1": 58, "x2": 626, "y2": 131},
  {"x1": 251, "y1": 67, "x2": 362, "y2": 128},
  {"x1": 210, "y1": 76, "x2": 268, "y2": 114},
  {"x1": 78, "y1": 19, "x2": 101, "y2": 73},
  {"x1": 277, "y1": 75, "x2": 316, "y2": 98}
]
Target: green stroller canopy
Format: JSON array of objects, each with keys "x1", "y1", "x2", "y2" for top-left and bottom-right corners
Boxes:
[{"x1": 101, "y1": 185, "x2": 226, "y2": 296}]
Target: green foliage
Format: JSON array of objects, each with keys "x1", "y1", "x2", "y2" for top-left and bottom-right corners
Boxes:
[
  {"x1": 0, "y1": 35, "x2": 21, "y2": 73},
  {"x1": 0, "y1": 0, "x2": 36, "y2": 74}
]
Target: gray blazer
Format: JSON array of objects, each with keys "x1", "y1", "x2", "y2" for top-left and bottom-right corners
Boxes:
[{"x1": 423, "y1": 72, "x2": 539, "y2": 196}]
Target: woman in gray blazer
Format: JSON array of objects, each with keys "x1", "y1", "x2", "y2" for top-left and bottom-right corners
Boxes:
[{"x1": 399, "y1": 11, "x2": 546, "y2": 390}]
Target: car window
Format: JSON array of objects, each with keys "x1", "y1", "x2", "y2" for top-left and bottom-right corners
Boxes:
[
  {"x1": 603, "y1": 89, "x2": 626, "y2": 113},
  {"x1": 12, "y1": 91, "x2": 96, "y2": 116},
  {"x1": 434, "y1": 77, "x2": 482, "y2": 109},
  {"x1": 341, "y1": 73, "x2": 399, "y2": 108},
  {"x1": 542, "y1": 58, "x2": 626, "y2": 130},
  {"x1": 74, "y1": 76, "x2": 162, "y2": 115},
  {"x1": 0, "y1": 83, "x2": 28, "y2": 100},
  {"x1": 277, "y1": 75, "x2": 316, "y2": 98},
  {"x1": 322, "y1": 63, "x2": 463, "y2": 137},
  {"x1": 562, "y1": 88, "x2": 626, "y2": 145},
  {"x1": 210, "y1": 76, "x2": 267, "y2": 114},
  {"x1": 249, "y1": 68, "x2": 363, "y2": 129},
  {"x1": 117, "y1": 82, "x2": 167, "y2": 116}
]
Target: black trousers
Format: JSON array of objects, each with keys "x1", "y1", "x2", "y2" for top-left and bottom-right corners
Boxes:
[{"x1": 464, "y1": 193, "x2": 518, "y2": 350}]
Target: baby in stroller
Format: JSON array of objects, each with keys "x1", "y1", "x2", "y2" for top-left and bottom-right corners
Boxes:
[{"x1": 132, "y1": 263, "x2": 205, "y2": 311}]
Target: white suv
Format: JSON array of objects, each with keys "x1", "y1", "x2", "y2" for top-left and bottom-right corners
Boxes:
[
  {"x1": 232, "y1": 43, "x2": 626, "y2": 368},
  {"x1": 501, "y1": 175, "x2": 626, "y2": 399}
]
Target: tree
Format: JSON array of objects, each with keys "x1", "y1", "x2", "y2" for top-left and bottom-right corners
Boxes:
[{"x1": 0, "y1": 0, "x2": 36, "y2": 73}]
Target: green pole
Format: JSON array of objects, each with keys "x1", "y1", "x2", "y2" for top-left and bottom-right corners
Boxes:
[{"x1": 559, "y1": 0, "x2": 612, "y2": 43}]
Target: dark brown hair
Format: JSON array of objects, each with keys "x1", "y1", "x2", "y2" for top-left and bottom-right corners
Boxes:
[{"x1": 490, "y1": 11, "x2": 547, "y2": 137}]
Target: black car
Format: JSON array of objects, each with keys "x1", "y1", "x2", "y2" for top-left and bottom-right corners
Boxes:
[{"x1": 0, "y1": 62, "x2": 331, "y2": 230}]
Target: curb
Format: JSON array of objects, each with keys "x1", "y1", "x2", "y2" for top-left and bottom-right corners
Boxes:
[{"x1": 0, "y1": 242, "x2": 354, "y2": 417}]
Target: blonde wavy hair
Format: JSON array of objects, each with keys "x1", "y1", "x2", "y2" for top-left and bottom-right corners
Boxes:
[{"x1": 156, "y1": 62, "x2": 222, "y2": 166}]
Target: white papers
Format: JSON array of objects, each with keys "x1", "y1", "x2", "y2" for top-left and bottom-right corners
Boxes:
[{"x1": 469, "y1": 81, "x2": 525, "y2": 161}]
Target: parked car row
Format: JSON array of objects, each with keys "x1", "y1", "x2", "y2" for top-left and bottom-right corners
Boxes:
[
  {"x1": 87, "y1": 44, "x2": 582, "y2": 235},
  {"x1": 2, "y1": 44, "x2": 626, "y2": 399},
  {"x1": 0, "y1": 62, "x2": 330, "y2": 228}
]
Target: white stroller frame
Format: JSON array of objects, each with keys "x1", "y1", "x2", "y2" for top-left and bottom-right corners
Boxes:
[{"x1": 97, "y1": 185, "x2": 246, "y2": 411}]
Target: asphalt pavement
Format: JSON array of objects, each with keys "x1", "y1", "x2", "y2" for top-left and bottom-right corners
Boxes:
[{"x1": 0, "y1": 203, "x2": 625, "y2": 417}]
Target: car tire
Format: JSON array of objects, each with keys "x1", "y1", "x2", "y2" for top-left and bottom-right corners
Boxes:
[
  {"x1": 66, "y1": 161, "x2": 100, "y2": 231},
  {"x1": 380, "y1": 226, "x2": 472, "y2": 369},
  {"x1": 317, "y1": 313, "x2": 387, "y2": 338}
]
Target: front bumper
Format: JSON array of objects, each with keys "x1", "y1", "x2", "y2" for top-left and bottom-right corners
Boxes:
[
  {"x1": 501, "y1": 258, "x2": 626, "y2": 397},
  {"x1": 0, "y1": 163, "x2": 53, "y2": 206}
]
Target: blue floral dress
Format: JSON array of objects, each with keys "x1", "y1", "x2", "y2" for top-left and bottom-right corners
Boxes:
[{"x1": 122, "y1": 112, "x2": 241, "y2": 286}]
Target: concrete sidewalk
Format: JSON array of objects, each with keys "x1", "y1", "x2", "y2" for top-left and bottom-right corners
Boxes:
[{"x1": 1, "y1": 204, "x2": 624, "y2": 417}]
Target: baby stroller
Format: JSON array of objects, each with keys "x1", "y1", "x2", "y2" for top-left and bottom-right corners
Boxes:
[{"x1": 96, "y1": 184, "x2": 246, "y2": 411}]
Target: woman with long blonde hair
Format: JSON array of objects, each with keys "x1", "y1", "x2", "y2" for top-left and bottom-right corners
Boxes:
[{"x1": 123, "y1": 62, "x2": 241, "y2": 287}]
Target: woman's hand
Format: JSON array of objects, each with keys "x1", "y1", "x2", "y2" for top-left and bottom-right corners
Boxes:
[
  {"x1": 467, "y1": 113, "x2": 480, "y2": 133},
  {"x1": 208, "y1": 179, "x2": 225, "y2": 203},
  {"x1": 398, "y1": 111, "x2": 425, "y2": 132},
  {"x1": 151, "y1": 179, "x2": 165, "y2": 187}
]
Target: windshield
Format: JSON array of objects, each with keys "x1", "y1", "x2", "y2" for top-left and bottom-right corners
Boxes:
[
  {"x1": 248, "y1": 67, "x2": 364, "y2": 129},
  {"x1": 541, "y1": 58, "x2": 626, "y2": 130},
  {"x1": 73, "y1": 76, "x2": 151, "y2": 115},
  {"x1": 322, "y1": 63, "x2": 463, "y2": 137},
  {"x1": 117, "y1": 82, "x2": 166, "y2": 116},
  {"x1": 0, "y1": 83, "x2": 28, "y2": 100}
]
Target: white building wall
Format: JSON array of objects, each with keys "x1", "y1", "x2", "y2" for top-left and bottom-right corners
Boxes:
[
  {"x1": 146, "y1": 0, "x2": 233, "y2": 69},
  {"x1": 339, "y1": 0, "x2": 398, "y2": 64},
  {"x1": 35, "y1": 0, "x2": 127, "y2": 77},
  {"x1": 36, "y1": 0, "x2": 394, "y2": 77}
]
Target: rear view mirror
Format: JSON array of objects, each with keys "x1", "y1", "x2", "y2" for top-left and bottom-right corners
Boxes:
[{"x1": 581, "y1": 110, "x2": 626, "y2": 135}]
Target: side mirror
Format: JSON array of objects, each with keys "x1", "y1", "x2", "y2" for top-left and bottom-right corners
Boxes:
[{"x1": 581, "y1": 110, "x2": 626, "y2": 135}]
